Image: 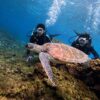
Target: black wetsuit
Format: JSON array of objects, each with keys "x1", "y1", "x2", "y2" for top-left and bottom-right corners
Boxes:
[
  {"x1": 30, "y1": 32, "x2": 50, "y2": 45},
  {"x1": 72, "y1": 41, "x2": 99, "y2": 59}
]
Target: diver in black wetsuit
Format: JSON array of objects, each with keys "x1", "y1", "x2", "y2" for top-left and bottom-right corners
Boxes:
[
  {"x1": 71, "y1": 32, "x2": 99, "y2": 59},
  {"x1": 26, "y1": 23, "x2": 51, "y2": 63},
  {"x1": 29, "y1": 24, "x2": 50, "y2": 45}
]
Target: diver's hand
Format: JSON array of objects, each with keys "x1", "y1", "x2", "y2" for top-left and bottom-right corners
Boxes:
[{"x1": 26, "y1": 55, "x2": 33, "y2": 63}]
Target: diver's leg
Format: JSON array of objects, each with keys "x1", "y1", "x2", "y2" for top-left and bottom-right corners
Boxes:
[
  {"x1": 39, "y1": 52, "x2": 56, "y2": 86},
  {"x1": 26, "y1": 50, "x2": 35, "y2": 66},
  {"x1": 26, "y1": 50, "x2": 31, "y2": 56}
]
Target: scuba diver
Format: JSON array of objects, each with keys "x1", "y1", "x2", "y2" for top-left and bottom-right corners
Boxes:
[
  {"x1": 29, "y1": 23, "x2": 50, "y2": 45},
  {"x1": 71, "y1": 31, "x2": 99, "y2": 59},
  {"x1": 26, "y1": 23, "x2": 51, "y2": 63}
]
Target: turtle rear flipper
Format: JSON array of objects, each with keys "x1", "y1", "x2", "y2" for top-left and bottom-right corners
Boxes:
[{"x1": 39, "y1": 52, "x2": 56, "y2": 86}]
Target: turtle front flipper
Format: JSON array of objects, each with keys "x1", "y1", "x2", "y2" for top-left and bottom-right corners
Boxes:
[{"x1": 39, "y1": 52, "x2": 56, "y2": 86}]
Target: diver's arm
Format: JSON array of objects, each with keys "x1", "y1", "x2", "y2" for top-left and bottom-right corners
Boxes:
[
  {"x1": 71, "y1": 41, "x2": 76, "y2": 47},
  {"x1": 90, "y1": 47, "x2": 99, "y2": 59},
  {"x1": 45, "y1": 36, "x2": 51, "y2": 43},
  {"x1": 71, "y1": 41, "x2": 79, "y2": 48},
  {"x1": 44, "y1": 35, "x2": 51, "y2": 43},
  {"x1": 30, "y1": 35, "x2": 37, "y2": 43}
]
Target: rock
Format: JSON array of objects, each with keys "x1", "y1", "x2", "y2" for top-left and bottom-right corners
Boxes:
[{"x1": 0, "y1": 56, "x2": 99, "y2": 100}]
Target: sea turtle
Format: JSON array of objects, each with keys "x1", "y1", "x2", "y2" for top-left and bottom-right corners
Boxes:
[{"x1": 26, "y1": 43, "x2": 90, "y2": 86}]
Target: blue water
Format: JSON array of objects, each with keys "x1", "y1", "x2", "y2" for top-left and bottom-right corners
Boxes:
[{"x1": 0, "y1": 0, "x2": 100, "y2": 56}]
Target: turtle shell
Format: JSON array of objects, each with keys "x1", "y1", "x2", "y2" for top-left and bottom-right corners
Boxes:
[{"x1": 43, "y1": 43, "x2": 90, "y2": 63}]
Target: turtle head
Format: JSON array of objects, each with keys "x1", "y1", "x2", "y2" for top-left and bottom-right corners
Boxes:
[
  {"x1": 26, "y1": 43, "x2": 34, "y2": 49},
  {"x1": 26, "y1": 43, "x2": 42, "y2": 53}
]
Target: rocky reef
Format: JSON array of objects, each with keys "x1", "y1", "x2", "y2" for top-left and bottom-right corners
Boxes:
[
  {"x1": 0, "y1": 51, "x2": 100, "y2": 100},
  {"x1": 0, "y1": 32, "x2": 100, "y2": 100}
]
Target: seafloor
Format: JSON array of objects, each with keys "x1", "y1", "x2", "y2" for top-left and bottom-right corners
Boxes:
[{"x1": 0, "y1": 32, "x2": 100, "y2": 100}]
